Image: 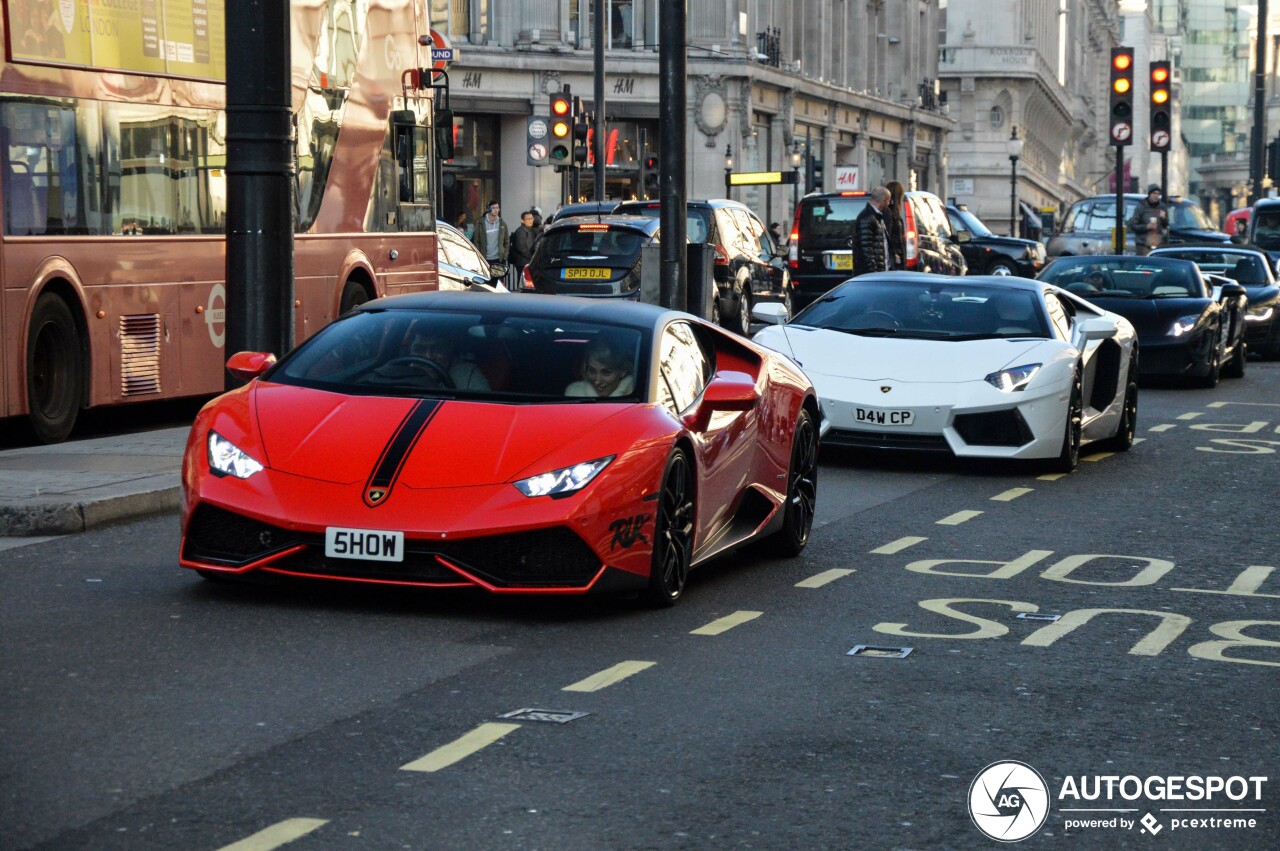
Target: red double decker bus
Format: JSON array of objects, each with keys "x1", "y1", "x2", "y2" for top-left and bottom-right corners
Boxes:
[{"x1": 1, "y1": 0, "x2": 440, "y2": 441}]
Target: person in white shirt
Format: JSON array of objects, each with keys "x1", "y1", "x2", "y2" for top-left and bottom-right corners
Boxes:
[{"x1": 565, "y1": 337, "x2": 635, "y2": 398}]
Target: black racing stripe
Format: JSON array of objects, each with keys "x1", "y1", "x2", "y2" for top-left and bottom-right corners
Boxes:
[{"x1": 363, "y1": 400, "x2": 442, "y2": 507}]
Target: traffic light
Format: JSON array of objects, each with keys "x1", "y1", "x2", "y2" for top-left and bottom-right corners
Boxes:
[
  {"x1": 549, "y1": 90, "x2": 572, "y2": 164},
  {"x1": 1268, "y1": 139, "x2": 1280, "y2": 181},
  {"x1": 572, "y1": 97, "x2": 590, "y2": 165},
  {"x1": 1149, "y1": 61, "x2": 1172, "y2": 153},
  {"x1": 1109, "y1": 48, "x2": 1135, "y2": 147},
  {"x1": 810, "y1": 158, "x2": 825, "y2": 190},
  {"x1": 641, "y1": 155, "x2": 659, "y2": 197}
]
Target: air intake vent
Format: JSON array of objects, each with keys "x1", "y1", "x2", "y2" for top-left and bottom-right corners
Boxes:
[{"x1": 120, "y1": 314, "x2": 161, "y2": 396}]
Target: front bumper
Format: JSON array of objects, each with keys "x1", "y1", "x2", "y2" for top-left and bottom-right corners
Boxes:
[
  {"x1": 816, "y1": 376, "x2": 1071, "y2": 460},
  {"x1": 1139, "y1": 334, "x2": 1215, "y2": 377}
]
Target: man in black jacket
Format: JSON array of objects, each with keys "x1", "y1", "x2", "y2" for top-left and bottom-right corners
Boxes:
[
  {"x1": 509, "y1": 210, "x2": 539, "y2": 276},
  {"x1": 854, "y1": 187, "x2": 891, "y2": 275}
]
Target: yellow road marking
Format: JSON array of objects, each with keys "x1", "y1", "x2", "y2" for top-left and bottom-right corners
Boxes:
[
  {"x1": 1204, "y1": 401, "x2": 1280, "y2": 408},
  {"x1": 1149, "y1": 424, "x2": 1176, "y2": 432},
  {"x1": 691, "y1": 610, "x2": 763, "y2": 635},
  {"x1": 871, "y1": 536, "x2": 928, "y2": 555},
  {"x1": 796, "y1": 569, "x2": 855, "y2": 588},
  {"x1": 937, "y1": 510, "x2": 983, "y2": 525},
  {"x1": 991, "y1": 487, "x2": 1033, "y2": 502},
  {"x1": 1132, "y1": 437, "x2": 1146, "y2": 445},
  {"x1": 1081, "y1": 452, "x2": 1113, "y2": 462},
  {"x1": 1037, "y1": 473, "x2": 1067, "y2": 481},
  {"x1": 1207, "y1": 401, "x2": 1229, "y2": 408},
  {"x1": 1177, "y1": 412, "x2": 1203, "y2": 421},
  {"x1": 215, "y1": 819, "x2": 329, "y2": 851},
  {"x1": 401, "y1": 723, "x2": 521, "y2": 773},
  {"x1": 562, "y1": 660, "x2": 655, "y2": 692}
]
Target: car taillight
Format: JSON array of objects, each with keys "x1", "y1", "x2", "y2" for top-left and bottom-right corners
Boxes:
[
  {"x1": 713, "y1": 243, "x2": 731, "y2": 265},
  {"x1": 521, "y1": 265, "x2": 535, "y2": 290},
  {"x1": 903, "y1": 202, "x2": 919, "y2": 270},
  {"x1": 789, "y1": 204, "x2": 801, "y2": 269}
]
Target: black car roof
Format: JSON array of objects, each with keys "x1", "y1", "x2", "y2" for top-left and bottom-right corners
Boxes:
[
  {"x1": 355, "y1": 290, "x2": 677, "y2": 329},
  {"x1": 616, "y1": 198, "x2": 751, "y2": 211},
  {"x1": 837, "y1": 271, "x2": 1042, "y2": 292},
  {"x1": 543, "y1": 214, "x2": 662, "y2": 235}
]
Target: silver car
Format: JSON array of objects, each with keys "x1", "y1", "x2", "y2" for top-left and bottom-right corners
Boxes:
[{"x1": 1046, "y1": 195, "x2": 1229, "y2": 257}]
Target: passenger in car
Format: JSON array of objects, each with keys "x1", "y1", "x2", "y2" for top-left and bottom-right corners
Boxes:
[{"x1": 566, "y1": 337, "x2": 635, "y2": 398}]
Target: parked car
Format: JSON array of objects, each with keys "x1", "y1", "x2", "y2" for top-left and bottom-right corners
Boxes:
[
  {"x1": 545, "y1": 201, "x2": 618, "y2": 226},
  {"x1": 614, "y1": 198, "x2": 791, "y2": 334},
  {"x1": 1150, "y1": 245, "x2": 1280, "y2": 359},
  {"x1": 522, "y1": 215, "x2": 661, "y2": 298},
  {"x1": 1038, "y1": 255, "x2": 1248, "y2": 386},
  {"x1": 180, "y1": 292, "x2": 821, "y2": 605},
  {"x1": 788, "y1": 190, "x2": 967, "y2": 308},
  {"x1": 1246, "y1": 197, "x2": 1280, "y2": 267},
  {"x1": 1046, "y1": 194, "x2": 1229, "y2": 257},
  {"x1": 945, "y1": 204, "x2": 1047, "y2": 277},
  {"x1": 751, "y1": 273, "x2": 1138, "y2": 472},
  {"x1": 434, "y1": 220, "x2": 510, "y2": 292}
]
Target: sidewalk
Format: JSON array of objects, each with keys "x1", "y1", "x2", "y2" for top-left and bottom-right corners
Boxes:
[{"x1": 0, "y1": 427, "x2": 188, "y2": 536}]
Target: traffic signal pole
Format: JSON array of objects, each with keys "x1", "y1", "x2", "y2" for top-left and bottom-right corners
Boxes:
[
  {"x1": 1109, "y1": 48, "x2": 1135, "y2": 253},
  {"x1": 658, "y1": 0, "x2": 687, "y2": 311},
  {"x1": 593, "y1": 0, "x2": 606, "y2": 202}
]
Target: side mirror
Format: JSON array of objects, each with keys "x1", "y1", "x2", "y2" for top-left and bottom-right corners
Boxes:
[
  {"x1": 1220, "y1": 282, "x2": 1247, "y2": 300},
  {"x1": 1079, "y1": 317, "x2": 1117, "y2": 342},
  {"x1": 435, "y1": 107, "x2": 455, "y2": 160},
  {"x1": 953, "y1": 230, "x2": 972, "y2": 244},
  {"x1": 226, "y1": 351, "x2": 277, "y2": 382},
  {"x1": 751, "y1": 302, "x2": 789, "y2": 325}
]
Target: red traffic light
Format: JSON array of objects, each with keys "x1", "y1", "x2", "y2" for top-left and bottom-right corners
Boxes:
[
  {"x1": 551, "y1": 94, "x2": 571, "y2": 117},
  {"x1": 1113, "y1": 53, "x2": 1132, "y2": 72},
  {"x1": 1152, "y1": 66, "x2": 1169, "y2": 84}
]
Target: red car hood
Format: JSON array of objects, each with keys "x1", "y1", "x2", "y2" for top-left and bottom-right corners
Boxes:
[{"x1": 253, "y1": 384, "x2": 627, "y2": 487}]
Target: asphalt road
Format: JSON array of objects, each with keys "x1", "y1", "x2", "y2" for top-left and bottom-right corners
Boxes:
[{"x1": 2, "y1": 365, "x2": 1278, "y2": 850}]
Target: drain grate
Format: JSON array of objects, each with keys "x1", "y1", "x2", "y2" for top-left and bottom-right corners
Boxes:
[
  {"x1": 847, "y1": 645, "x2": 913, "y2": 659},
  {"x1": 1016, "y1": 613, "x2": 1061, "y2": 622},
  {"x1": 498, "y1": 708, "x2": 590, "y2": 724}
]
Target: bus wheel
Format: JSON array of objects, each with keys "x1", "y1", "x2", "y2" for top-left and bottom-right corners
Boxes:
[
  {"x1": 26, "y1": 294, "x2": 84, "y2": 443},
  {"x1": 340, "y1": 281, "x2": 370, "y2": 315}
]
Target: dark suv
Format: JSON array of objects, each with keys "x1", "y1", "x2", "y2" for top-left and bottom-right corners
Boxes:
[
  {"x1": 945, "y1": 204, "x2": 1046, "y2": 277},
  {"x1": 789, "y1": 190, "x2": 966, "y2": 307},
  {"x1": 613, "y1": 198, "x2": 790, "y2": 334}
]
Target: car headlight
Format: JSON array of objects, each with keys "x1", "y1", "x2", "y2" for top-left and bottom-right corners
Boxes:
[
  {"x1": 1169, "y1": 314, "x2": 1202, "y2": 337},
  {"x1": 513, "y1": 456, "x2": 614, "y2": 498},
  {"x1": 984, "y1": 363, "x2": 1041, "y2": 392},
  {"x1": 1246, "y1": 306, "x2": 1274, "y2": 322},
  {"x1": 208, "y1": 430, "x2": 265, "y2": 479}
]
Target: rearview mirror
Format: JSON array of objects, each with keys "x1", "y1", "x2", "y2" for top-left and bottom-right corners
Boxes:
[
  {"x1": 751, "y1": 302, "x2": 789, "y2": 325},
  {"x1": 226, "y1": 351, "x2": 277, "y2": 381}
]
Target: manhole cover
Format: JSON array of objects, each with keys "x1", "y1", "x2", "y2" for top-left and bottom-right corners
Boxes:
[
  {"x1": 847, "y1": 645, "x2": 912, "y2": 659},
  {"x1": 498, "y1": 708, "x2": 590, "y2": 724},
  {"x1": 1016, "y1": 613, "x2": 1061, "y2": 622}
]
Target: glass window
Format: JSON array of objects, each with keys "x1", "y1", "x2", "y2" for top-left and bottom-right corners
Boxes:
[
  {"x1": 1043, "y1": 293, "x2": 1072, "y2": 340},
  {"x1": 656, "y1": 321, "x2": 711, "y2": 414}
]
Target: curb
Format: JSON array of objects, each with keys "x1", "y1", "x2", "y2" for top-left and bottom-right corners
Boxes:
[{"x1": 0, "y1": 487, "x2": 181, "y2": 536}]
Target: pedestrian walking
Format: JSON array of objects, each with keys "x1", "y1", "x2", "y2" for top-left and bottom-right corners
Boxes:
[
  {"x1": 884, "y1": 180, "x2": 907, "y2": 269},
  {"x1": 509, "y1": 210, "x2": 539, "y2": 282},
  {"x1": 769, "y1": 222, "x2": 784, "y2": 245},
  {"x1": 853, "y1": 187, "x2": 892, "y2": 275},
  {"x1": 1127, "y1": 184, "x2": 1169, "y2": 256},
  {"x1": 472, "y1": 200, "x2": 510, "y2": 275}
]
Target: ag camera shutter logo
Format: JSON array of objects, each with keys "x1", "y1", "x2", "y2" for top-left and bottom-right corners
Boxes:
[{"x1": 968, "y1": 760, "x2": 1051, "y2": 842}]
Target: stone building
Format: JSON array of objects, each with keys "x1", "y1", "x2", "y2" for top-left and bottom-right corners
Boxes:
[{"x1": 428, "y1": 0, "x2": 953, "y2": 234}]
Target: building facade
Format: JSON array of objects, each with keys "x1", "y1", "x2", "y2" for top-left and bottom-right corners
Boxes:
[
  {"x1": 938, "y1": 0, "x2": 1123, "y2": 238},
  {"x1": 429, "y1": 0, "x2": 953, "y2": 237}
]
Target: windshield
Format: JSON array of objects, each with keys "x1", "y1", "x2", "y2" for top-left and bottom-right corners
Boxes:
[
  {"x1": 798, "y1": 196, "x2": 869, "y2": 246},
  {"x1": 539, "y1": 225, "x2": 651, "y2": 267},
  {"x1": 791, "y1": 279, "x2": 1051, "y2": 339},
  {"x1": 1252, "y1": 209, "x2": 1280, "y2": 250},
  {"x1": 614, "y1": 203, "x2": 713, "y2": 243},
  {"x1": 1171, "y1": 201, "x2": 1215, "y2": 231},
  {"x1": 269, "y1": 309, "x2": 648, "y2": 402},
  {"x1": 951, "y1": 208, "x2": 994, "y2": 237},
  {"x1": 1040, "y1": 257, "x2": 1206, "y2": 299},
  {"x1": 1153, "y1": 250, "x2": 1270, "y2": 286}
]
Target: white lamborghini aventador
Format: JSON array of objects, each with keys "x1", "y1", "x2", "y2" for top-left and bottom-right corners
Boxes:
[{"x1": 752, "y1": 272, "x2": 1138, "y2": 472}]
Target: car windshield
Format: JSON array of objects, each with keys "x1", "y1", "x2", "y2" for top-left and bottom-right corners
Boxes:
[
  {"x1": 614, "y1": 203, "x2": 713, "y2": 243},
  {"x1": 1171, "y1": 201, "x2": 1215, "y2": 231},
  {"x1": 791, "y1": 279, "x2": 1051, "y2": 340},
  {"x1": 539, "y1": 225, "x2": 650, "y2": 266},
  {"x1": 1040, "y1": 257, "x2": 1206, "y2": 299},
  {"x1": 1252, "y1": 210, "x2": 1280, "y2": 250},
  {"x1": 1152, "y1": 250, "x2": 1270, "y2": 286},
  {"x1": 268, "y1": 309, "x2": 648, "y2": 402},
  {"x1": 951, "y1": 208, "x2": 994, "y2": 237},
  {"x1": 798, "y1": 196, "x2": 869, "y2": 246}
]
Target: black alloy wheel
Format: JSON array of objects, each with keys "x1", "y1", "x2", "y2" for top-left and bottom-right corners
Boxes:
[
  {"x1": 1223, "y1": 340, "x2": 1247, "y2": 379},
  {"x1": 1049, "y1": 373, "x2": 1083, "y2": 473},
  {"x1": 26, "y1": 294, "x2": 84, "y2": 444},
  {"x1": 1195, "y1": 332, "x2": 1222, "y2": 388},
  {"x1": 770, "y1": 410, "x2": 818, "y2": 556},
  {"x1": 642, "y1": 448, "x2": 696, "y2": 607},
  {"x1": 1098, "y1": 368, "x2": 1138, "y2": 452},
  {"x1": 736, "y1": 287, "x2": 753, "y2": 337}
]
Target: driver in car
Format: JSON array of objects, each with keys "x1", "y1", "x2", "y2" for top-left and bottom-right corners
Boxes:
[{"x1": 406, "y1": 332, "x2": 491, "y2": 391}]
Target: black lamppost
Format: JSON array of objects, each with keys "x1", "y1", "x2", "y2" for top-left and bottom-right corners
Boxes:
[
  {"x1": 790, "y1": 147, "x2": 803, "y2": 217},
  {"x1": 724, "y1": 145, "x2": 734, "y2": 198},
  {"x1": 1008, "y1": 126, "x2": 1024, "y2": 238}
]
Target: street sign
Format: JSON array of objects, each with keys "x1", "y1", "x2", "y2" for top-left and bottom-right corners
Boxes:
[
  {"x1": 528, "y1": 143, "x2": 547, "y2": 164},
  {"x1": 527, "y1": 115, "x2": 551, "y2": 166},
  {"x1": 1152, "y1": 129, "x2": 1170, "y2": 149},
  {"x1": 429, "y1": 28, "x2": 455, "y2": 71},
  {"x1": 727, "y1": 170, "x2": 798, "y2": 186},
  {"x1": 528, "y1": 118, "x2": 548, "y2": 140},
  {"x1": 1111, "y1": 122, "x2": 1132, "y2": 144}
]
